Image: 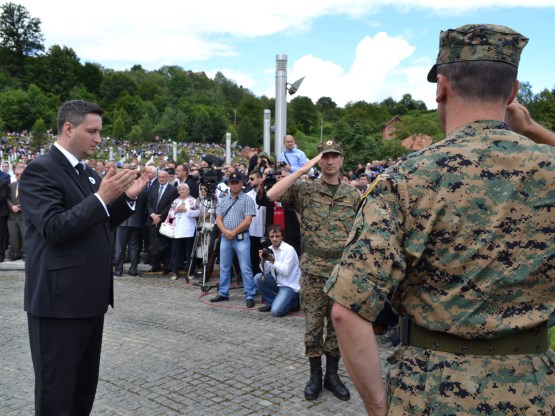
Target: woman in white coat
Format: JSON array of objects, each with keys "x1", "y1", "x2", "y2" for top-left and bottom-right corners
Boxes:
[{"x1": 168, "y1": 184, "x2": 201, "y2": 280}]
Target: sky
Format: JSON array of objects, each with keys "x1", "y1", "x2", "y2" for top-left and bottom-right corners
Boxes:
[{"x1": 13, "y1": 0, "x2": 555, "y2": 110}]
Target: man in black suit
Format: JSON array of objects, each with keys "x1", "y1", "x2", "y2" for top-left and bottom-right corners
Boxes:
[
  {"x1": 0, "y1": 175, "x2": 9, "y2": 262},
  {"x1": 20, "y1": 100, "x2": 148, "y2": 415},
  {"x1": 145, "y1": 168, "x2": 178, "y2": 274},
  {"x1": 114, "y1": 171, "x2": 148, "y2": 277},
  {"x1": 7, "y1": 164, "x2": 25, "y2": 260}
]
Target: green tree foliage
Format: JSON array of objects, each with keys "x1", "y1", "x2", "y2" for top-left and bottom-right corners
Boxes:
[
  {"x1": 111, "y1": 115, "x2": 126, "y2": 140},
  {"x1": 393, "y1": 111, "x2": 444, "y2": 142},
  {"x1": 30, "y1": 117, "x2": 48, "y2": 148},
  {"x1": 535, "y1": 89, "x2": 555, "y2": 131},
  {"x1": 2, "y1": 1, "x2": 555, "y2": 165},
  {"x1": 0, "y1": 2, "x2": 44, "y2": 76},
  {"x1": 27, "y1": 45, "x2": 82, "y2": 100},
  {"x1": 288, "y1": 95, "x2": 318, "y2": 134}
]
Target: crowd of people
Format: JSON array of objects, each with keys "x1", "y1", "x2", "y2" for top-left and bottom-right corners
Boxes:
[{"x1": 10, "y1": 22, "x2": 555, "y2": 416}]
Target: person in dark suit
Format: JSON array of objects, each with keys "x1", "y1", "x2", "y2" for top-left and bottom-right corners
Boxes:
[
  {"x1": 7, "y1": 164, "x2": 25, "y2": 260},
  {"x1": 113, "y1": 171, "x2": 148, "y2": 277},
  {"x1": 0, "y1": 175, "x2": 9, "y2": 262},
  {"x1": 19, "y1": 100, "x2": 148, "y2": 416},
  {"x1": 145, "y1": 168, "x2": 178, "y2": 274},
  {"x1": 140, "y1": 166, "x2": 158, "y2": 265}
]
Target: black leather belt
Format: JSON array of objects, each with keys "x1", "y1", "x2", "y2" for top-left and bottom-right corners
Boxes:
[
  {"x1": 399, "y1": 317, "x2": 549, "y2": 355},
  {"x1": 305, "y1": 245, "x2": 343, "y2": 259}
]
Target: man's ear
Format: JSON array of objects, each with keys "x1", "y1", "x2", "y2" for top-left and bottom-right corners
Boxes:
[
  {"x1": 507, "y1": 80, "x2": 520, "y2": 105},
  {"x1": 435, "y1": 74, "x2": 447, "y2": 104}
]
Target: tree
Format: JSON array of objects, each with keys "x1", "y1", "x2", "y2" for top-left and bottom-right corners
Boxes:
[
  {"x1": 289, "y1": 96, "x2": 317, "y2": 134},
  {"x1": 30, "y1": 117, "x2": 48, "y2": 149},
  {"x1": 29, "y1": 45, "x2": 81, "y2": 100},
  {"x1": 111, "y1": 115, "x2": 126, "y2": 140},
  {"x1": 0, "y1": 3, "x2": 44, "y2": 76}
]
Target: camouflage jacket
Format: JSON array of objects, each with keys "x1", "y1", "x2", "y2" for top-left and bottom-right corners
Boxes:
[
  {"x1": 282, "y1": 178, "x2": 359, "y2": 277},
  {"x1": 325, "y1": 120, "x2": 555, "y2": 338}
]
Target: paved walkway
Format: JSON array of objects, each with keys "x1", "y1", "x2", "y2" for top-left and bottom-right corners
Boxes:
[{"x1": 0, "y1": 264, "x2": 395, "y2": 415}]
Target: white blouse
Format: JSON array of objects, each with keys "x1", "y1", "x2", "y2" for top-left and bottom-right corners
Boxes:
[{"x1": 169, "y1": 197, "x2": 201, "y2": 238}]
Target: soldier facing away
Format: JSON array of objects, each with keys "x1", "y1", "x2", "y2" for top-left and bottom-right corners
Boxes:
[{"x1": 326, "y1": 24, "x2": 555, "y2": 415}]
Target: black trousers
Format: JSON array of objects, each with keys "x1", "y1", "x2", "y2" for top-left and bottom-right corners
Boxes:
[
  {"x1": 27, "y1": 314, "x2": 105, "y2": 416},
  {"x1": 114, "y1": 226, "x2": 140, "y2": 275},
  {"x1": 249, "y1": 235, "x2": 264, "y2": 275}
]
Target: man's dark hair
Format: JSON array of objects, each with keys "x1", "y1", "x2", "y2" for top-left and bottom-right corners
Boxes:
[
  {"x1": 358, "y1": 173, "x2": 369, "y2": 180},
  {"x1": 248, "y1": 170, "x2": 262, "y2": 178},
  {"x1": 267, "y1": 224, "x2": 284, "y2": 236},
  {"x1": 57, "y1": 100, "x2": 103, "y2": 134},
  {"x1": 437, "y1": 61, "x2": 517, "y2": 102}
]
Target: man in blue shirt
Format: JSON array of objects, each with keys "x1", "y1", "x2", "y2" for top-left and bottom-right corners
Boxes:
[{"x1": 279, "y1": 135, "x2": 308, "y2": 173}]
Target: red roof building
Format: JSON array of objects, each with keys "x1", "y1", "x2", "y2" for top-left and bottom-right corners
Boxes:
[{"x1": 401, "y1": 134, "x2": 433, "y2": 151}]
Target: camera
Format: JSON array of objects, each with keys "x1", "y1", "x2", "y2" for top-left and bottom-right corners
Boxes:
[
  {"x1": 262, "y1": 247, "x2": 273, "y2": 259},
  {"x1": 280, "y1": 161, "x2": 287, "y2": 168},
  {"x1": 264, "y1": 169, "x2": 282, "y2": 190}
]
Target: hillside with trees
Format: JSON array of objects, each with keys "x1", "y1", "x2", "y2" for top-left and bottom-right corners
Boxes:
[{"x1": 1, "y1": 2, "x2": 554, "y2": 169}]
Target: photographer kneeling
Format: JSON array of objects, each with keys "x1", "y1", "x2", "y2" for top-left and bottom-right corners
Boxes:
[{"x1": 254, "y1": 224, "x2": 301, "y2": 317}]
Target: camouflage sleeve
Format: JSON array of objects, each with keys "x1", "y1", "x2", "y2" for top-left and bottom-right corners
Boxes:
[
  {"x1": 324, "y1": 174, "x2": 406, "y2": 322},
  {"x1": 282, "y1": 180, "x2": 302, "y2": 214}
]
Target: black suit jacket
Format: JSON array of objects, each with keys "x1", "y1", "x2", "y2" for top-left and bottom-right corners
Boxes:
[
  {"x1": 20, "y1": 145, "x2": 133, "y2": 318},
  {"x1": 146, "y1": 182, "x2": 178, "y2": 226},
  {"x1": 7, "y1": 180, "x2": 21, "y2": 220},
  {"x1": 0, "y1": 178, "x2": 9, "y2": 218}
]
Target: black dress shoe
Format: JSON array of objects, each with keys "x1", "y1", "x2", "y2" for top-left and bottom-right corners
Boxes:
[
  {"x1": 210, "y1": 294, "x2": 229, "y2": 303},
  {"x1": 113, "y1": 272, "x2": 122, "y2": 277},
  {"x1": 128, "y1": 271, "x2": 139, "y2": 276},
  {"x1": 258, "y1": 305, "x2": 271, "y2": 312},
  {"x1": 246, "y1": 299, "x2": 255, "y2": 308}
]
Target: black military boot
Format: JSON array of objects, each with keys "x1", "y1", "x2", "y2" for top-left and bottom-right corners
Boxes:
[
  {"x1": 304, "y1": 357, "x2": 322, "y2": 400},
  {"x1": 323, "y1": 354, "x2": 350, "y2": 401}
]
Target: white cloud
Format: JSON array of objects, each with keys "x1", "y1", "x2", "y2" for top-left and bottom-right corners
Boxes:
[
  {"x1": 280, "y1": 32, "x2": 432, "y2": 107},
  {"x1": 15, "y1": 0, "x2": 554, "y2": 110}
]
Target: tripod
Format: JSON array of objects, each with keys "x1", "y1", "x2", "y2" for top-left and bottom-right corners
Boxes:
[
  {"x1": 188, "y1": 195, "x2": 240, "y2": 293},
  {"x1": 188, "y1": 196, "x2": 218, "y2": 293}
]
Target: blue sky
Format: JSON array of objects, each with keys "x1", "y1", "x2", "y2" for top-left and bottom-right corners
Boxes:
[{"x1": 16, "y1": 1, "x2": 555, "y2": 109}]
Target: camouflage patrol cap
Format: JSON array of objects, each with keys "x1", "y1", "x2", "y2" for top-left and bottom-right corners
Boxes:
[
  {"x1": 427, "y1": 24, "x2": 528, "y2": 82},
  {"x1": 317, "y1": 140, "x2": 343, "y2": 156}
]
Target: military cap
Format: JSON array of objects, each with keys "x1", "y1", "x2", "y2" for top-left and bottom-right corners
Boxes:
[
  {"x1": 228, "y1": 172, "x2": 242, "y2": 183},
  {"x1": 164, "y1": 167, "x2": 175, "y2": 175},
  {"x1": 428, "y1": 24, "x2": 528, "y2": 82},
  {"x1": 317, "y1": 140, "x2": 343, "y2": 156},
  {"x1": 258, "y1": 151, "x2": 273, "y2": 163}
]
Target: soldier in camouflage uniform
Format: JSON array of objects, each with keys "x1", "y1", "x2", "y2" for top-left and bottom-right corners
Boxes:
[
  {"x1": 267, "y1": 140, "x2": 360, "y2": 401},
  {"x1": 325, "y1": 24, "x2": 555, "y2": 415}
]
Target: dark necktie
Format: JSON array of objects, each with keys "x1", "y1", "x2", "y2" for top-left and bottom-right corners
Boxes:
[{"x1": 75, "y1": 163, "x2": 94, "y2": 194}]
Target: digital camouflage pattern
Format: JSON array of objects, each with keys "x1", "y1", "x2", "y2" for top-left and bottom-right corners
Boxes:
[
  {"x1": 428, "y1": 24, "x2": 528, "y2": 82},
  {"x1": 283, "y1": 177, "x2": 359, "y2": 357},
  {"x1": 282, "y1": 178, "x2": 359, "y2": 278},
  {"x1": 325, "y1": 120, "x2": 555, "y2": 413},
  {"x1": 300, "y1": 273, "x2": 338, "y2": 357},
  {"x1": 386, "y1": 347, "x2": 555, "y2": 415}
]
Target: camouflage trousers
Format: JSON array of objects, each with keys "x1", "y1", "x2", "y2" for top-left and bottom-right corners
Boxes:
[
  {"x1": 300, "y1": 273, "x2": 339, "y2": 358},
  {"x1": 386, "y1": 346, "x2": 555, "y2": 415}
]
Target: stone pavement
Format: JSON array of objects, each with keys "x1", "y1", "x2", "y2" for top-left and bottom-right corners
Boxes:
[{"x1": 0, "y1": 263, "x2": 395, "y2": 416}]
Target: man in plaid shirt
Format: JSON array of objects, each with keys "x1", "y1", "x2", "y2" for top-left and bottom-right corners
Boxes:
[{"x1": 210, "y1": 172, "x2": 257, "y2": 308}]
